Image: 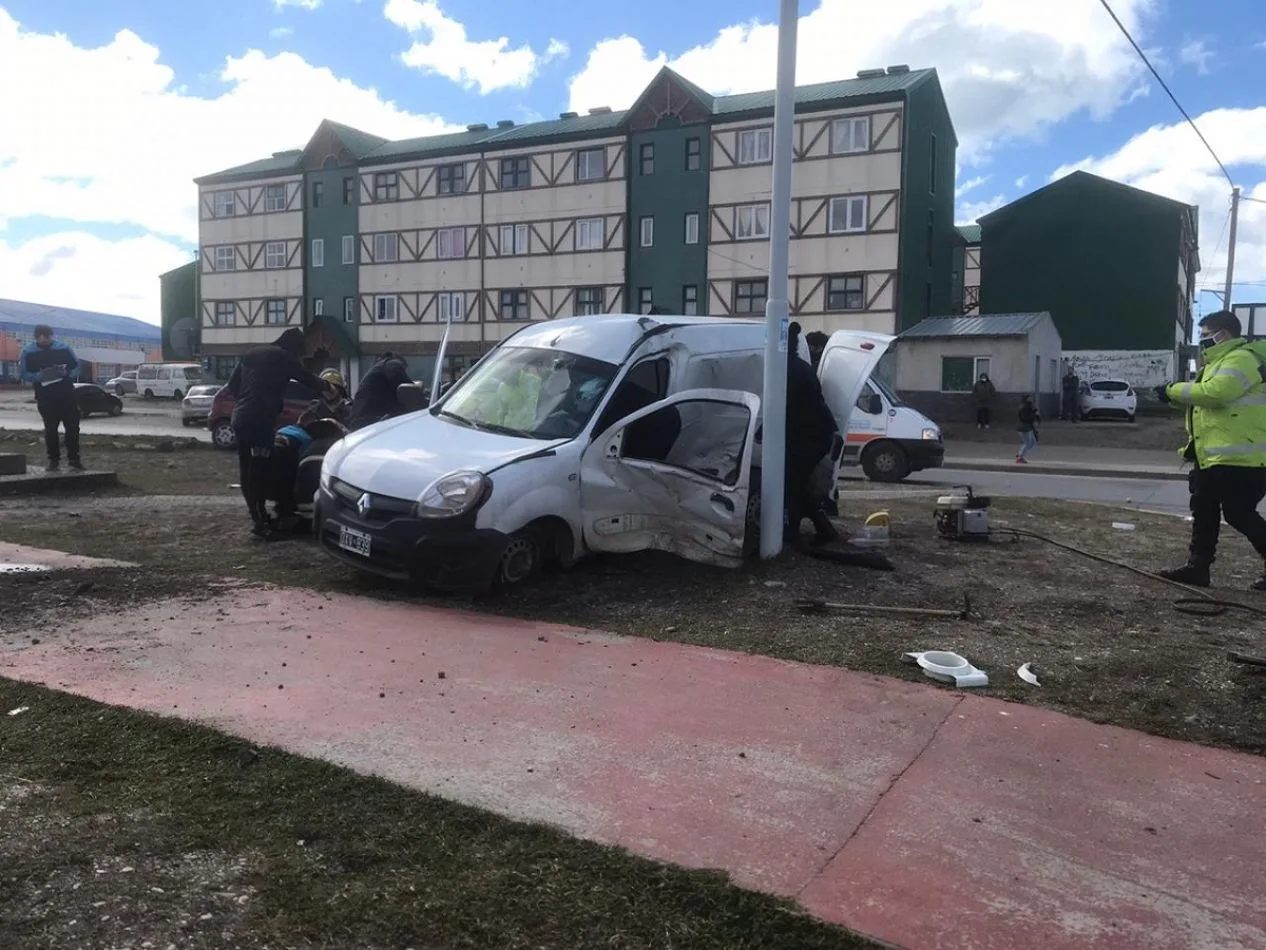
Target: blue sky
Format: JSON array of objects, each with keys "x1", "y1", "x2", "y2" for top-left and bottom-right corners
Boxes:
[{"x1": 0, "y1": 0, "x2": 1263, "y2": 320}]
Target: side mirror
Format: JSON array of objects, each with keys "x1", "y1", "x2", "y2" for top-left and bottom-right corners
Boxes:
[
  {"x1": 396, "y1": 382, "x2": 430, "y2": 412},
  {"x1": 866, "y1": 393, "x2": 883, "y2": 415}
]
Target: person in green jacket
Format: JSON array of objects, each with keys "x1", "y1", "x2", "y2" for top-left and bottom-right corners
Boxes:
[{"x1": 1156, "y1": 310, "x2": 1266, "y2": 589}]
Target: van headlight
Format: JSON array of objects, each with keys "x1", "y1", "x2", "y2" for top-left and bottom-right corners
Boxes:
[
  {"x1": 320, "y1": 440, "x2": 349, "y2": 492},
  {"x1": 922, "y1": 427, "x2": 941, "y2": 441},
  {"x1": 416, "y1": 470, "x2": 490, "y2": 519}
]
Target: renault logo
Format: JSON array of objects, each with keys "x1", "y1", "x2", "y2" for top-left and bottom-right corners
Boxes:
[{"x1": 357, "y1": 492, "x2": 372, "y2": 516}]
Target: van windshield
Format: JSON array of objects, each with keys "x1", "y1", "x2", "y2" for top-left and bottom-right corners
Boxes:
[
  {"x1": 868, "y1": 374, "x2": 904, "y2": 408},
  {"x1": 436, "y1": 346, "x2": 618, "y2": 440}
]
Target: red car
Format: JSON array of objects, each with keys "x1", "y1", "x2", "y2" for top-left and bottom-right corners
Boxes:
[{"x1": 207, "y1": 381, "x2": 320, "y2": 450}]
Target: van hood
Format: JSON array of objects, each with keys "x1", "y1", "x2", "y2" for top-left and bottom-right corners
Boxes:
[{"x1": 329, "y1": 411, "x2": 567, "y2": 502}]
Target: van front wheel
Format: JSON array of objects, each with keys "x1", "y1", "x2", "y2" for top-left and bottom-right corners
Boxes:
[
  {"x1": 862, "y1": 442, "x2": 909, "y2": 483},
  {"x1": 495, "y1": 530, "x2": 542, "y2": 588}
]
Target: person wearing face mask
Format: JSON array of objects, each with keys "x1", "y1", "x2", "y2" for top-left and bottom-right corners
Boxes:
[
  {"x1": 972, "y1": 372, "x2": 996, "y2": 429},
  {"x1": 1155, "y1": 310, "x2": 1266, "y2": 590}
]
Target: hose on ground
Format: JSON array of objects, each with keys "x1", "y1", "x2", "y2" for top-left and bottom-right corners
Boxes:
[{"x1": 990, "y1": 527, "x2": 1266, "y2": 619}]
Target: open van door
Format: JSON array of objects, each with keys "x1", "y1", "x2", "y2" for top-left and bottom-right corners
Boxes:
[
  {"x1": 817, "y1": 330, "x2": 893, "y2": 440},
  {"x1": 580, "y1": 388, "x2": 760, "y2": 568}
]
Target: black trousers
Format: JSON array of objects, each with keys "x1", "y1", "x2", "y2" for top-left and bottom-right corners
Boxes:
[
  {"x1": 37, "y1": 394, "x2": 80, "y2": 464},
  {"x1": 233, "y1": 419, "x2": 275, "y2": 527},
  {"x1": 1188, "y1": 465, "x2": 1266, "y2": 566},
  {"x1": 976, "y1": 406, "x2": 991, "y2": 427},
  {"x1": 785, "y1": 437, "x2": 831, "y2": 541}
]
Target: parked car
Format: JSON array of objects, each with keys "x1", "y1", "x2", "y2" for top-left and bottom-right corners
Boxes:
[
  {"x1": 1079, "y1": 379, "x2": 1137, "y2": 422},
  {"x1": 206, "y1": 381, "x2": 320, "y2": 449},
  {"x1": 181, "y1": 384, "x2": 222, "y2": 426},
  {"x1": 74, "y1": 383, "x2": 124, "y2": 418},
  {"x1": 105, "y1": 370, "x2": 138, "y2": 395}
]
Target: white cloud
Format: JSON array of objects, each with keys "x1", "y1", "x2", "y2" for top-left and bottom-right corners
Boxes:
[
  {"x1": 0, "y1": 7, "x2": 459, "y2": 322},
  {"x1": 567, "y1": 0, "x2": 1155, "y2": 162},
  {"x1": 1014, "y1": 175, "x2": 1029, "y2": 189},
  {"x1": 957, "y1": 194, "x2": 1008, "y2": 225},
  {"x1": 270, "y1": 26, "x2": 294, "y2": 38},
  {"x1": 1179, "y1": 39, "x2": 1213, "y2": 75},
  {"x1": 955, "y1": 175, "x2": 990, "y2": 199},
  {"x1": 275, "y1": 0, "x2": 321, "y2": 10},
  {"x1": 1052, "y1": 106, "x2": 1266, "y2": 290},
  {"x1": 384, "y1": 0, "x2": 566, "y2": 94}
]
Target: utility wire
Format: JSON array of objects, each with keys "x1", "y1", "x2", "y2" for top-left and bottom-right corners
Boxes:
[{"x1": 1097, "y1": 0, "x2": 1235, "y2": 187}]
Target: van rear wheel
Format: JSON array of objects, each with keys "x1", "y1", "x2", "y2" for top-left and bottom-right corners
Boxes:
[{"x1": 862, "y1": 442, "x2": 909, "y2": 483}]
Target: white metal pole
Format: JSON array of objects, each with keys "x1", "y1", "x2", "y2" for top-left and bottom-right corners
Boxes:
[
  {"x1": 430, "y1": 309, "x2": 453, "y2": 406},
  {"x1": 759, "y1": 0, "x2": 799, "y2": 559},
  {"x1": 1224, "y1": 186, "x2": 1241, "y2": 310}
]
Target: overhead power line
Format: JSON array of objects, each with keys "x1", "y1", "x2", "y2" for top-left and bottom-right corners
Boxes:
[{"x1": 1097, "y1": 0, "x2": 1234, "y2": 187}]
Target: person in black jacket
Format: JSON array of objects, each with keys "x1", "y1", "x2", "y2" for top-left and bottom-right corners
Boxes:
[
  {"x1": 226, "y1": 328, "x2": 331, "y2": 538},
  {"x1": 785, "y1": 323, "x2": 839, "y2": 544},
  {"x1": 349, "y1": 354, "x2": 414, "y2": 431}
]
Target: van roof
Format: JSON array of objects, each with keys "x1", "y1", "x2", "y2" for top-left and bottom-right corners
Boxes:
[{"x1": 502, "y1": 313, "x2": 767, "y2": 365}]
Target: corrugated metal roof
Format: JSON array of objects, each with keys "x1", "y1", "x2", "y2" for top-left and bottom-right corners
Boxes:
[
  {"x1": 955, "y1": 224, "x2": 981, "y2": 244},
  {"x1": 325, "y1": 120, "x2": 388, "y2": 158},
  {"x1": 199, "y1": 67, "x2": 934, "y2": 181},
  {"x1": 0, "y1": 298, "x2": 161, "y2": 342},
  {"x1": 900, "y1": 313, "x2": 1051, "y2": 339}
]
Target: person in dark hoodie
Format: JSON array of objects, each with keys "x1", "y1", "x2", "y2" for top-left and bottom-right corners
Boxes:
[
  {"x1": 785, "y1": 323, "x2": 840, "y2": 544},
  {"x1": 19, "y1": 324, "x2": 83, "y2": 473},
  {"x1": 349, "y1": 353, "x2": 415, "y2": 431},
  {"x1": 225, "y1": 327, "x2": 331, "y2": 538}
]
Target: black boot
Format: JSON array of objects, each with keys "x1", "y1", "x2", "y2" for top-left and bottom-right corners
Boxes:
[
  {"x1": 1157, "y1": 562, "x2": 1211, "y2": 587},
  {"x1": 1250, "y1": 566, "x2": 1266, "y2": 592}
]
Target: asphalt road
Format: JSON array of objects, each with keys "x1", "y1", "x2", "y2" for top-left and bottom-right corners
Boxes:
[{"x1": 0, "y1": 406, "x2": 208, "y2": 442}]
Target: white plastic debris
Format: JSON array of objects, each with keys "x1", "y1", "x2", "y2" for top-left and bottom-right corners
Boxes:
[
  {"x1": 1017, "y1": 663, "x2": 1041, "y2": 686},
  {"x1": 7, "y1": 706, "x2": 30, "y2": 716},
  {"x1": 1111, "y1": 522, "x2": 1136, "y2": 531},
  {"x1": 902, "y1": 651, "x2": 989, "y2": 688}
]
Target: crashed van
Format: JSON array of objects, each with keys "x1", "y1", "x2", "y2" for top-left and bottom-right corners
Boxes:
[{"x1": 315, "y1": 314, "x2": 890, "y2": 588}]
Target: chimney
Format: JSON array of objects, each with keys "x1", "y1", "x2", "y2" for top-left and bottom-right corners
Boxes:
[
  {"x1": 496, "y1": 119, "x2": 515, "y2": 128},
  {"x1": 588, "y1": 106, "x2": 612, "y2": 115},
  {"x1": 886, "y1": 64, "x2": 911, "y2": 75},
  {"x1": 559, "y1": 111, "x2": 579, "y2": 119},
  {"x1": 856, "y1": 68, "x2": 887, "y2": 79},
  {"x1": 467, "y1": 122, "x2": 489, "y2": 132}
]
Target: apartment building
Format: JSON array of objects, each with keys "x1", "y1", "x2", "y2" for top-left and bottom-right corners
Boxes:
[
  {"x1": 952, "y1": 224, "x2": 981, "y2": 315},
  {"x1": 190, "y1": 65, "x2": 956, "y2": 385}
]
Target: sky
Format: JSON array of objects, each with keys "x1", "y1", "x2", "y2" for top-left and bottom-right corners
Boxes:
[{"x1": 1, "y1": 0, "x2": 1264, "y2": 326}]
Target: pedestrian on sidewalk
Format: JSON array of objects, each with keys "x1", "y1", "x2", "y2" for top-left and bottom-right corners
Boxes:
[
  {"x1": 1016, "y1": 394, "x2": 1040, "y2": 464},
  {"x1": 972, "y1": 373, "x2": 996, "y2": 429},
  {"x1": 18, "y1": 324, "x2": 83, "y2": 473},
  {"x1": 1061, "y1": 365, "x2": 1081, "y2": 422},
  {"x1": 1154, "y1": 310, "x2": 1266, "y2": 590}
]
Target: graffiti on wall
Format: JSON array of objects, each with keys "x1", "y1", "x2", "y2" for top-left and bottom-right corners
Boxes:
[{"x1": 1063, "y1": 350, "x2": 1176, "y2": 388}]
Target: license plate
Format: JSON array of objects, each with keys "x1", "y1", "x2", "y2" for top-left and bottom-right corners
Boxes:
[
  {"x1": 1102, "y1": 394, "x2": 1114, "y2": 400},
  {"x1": 338, "y1": 525, "x2": 372, "y2": 557}
]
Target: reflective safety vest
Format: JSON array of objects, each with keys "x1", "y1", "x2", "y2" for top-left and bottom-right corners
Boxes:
[{"x1": 1166, "y1": 338, "x2": 1266, "y2": 468}]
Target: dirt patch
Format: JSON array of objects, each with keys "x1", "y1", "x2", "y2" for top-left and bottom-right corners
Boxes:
[
  {"x1": 942, "y1": 414, "x2": 1186, "y2": 451},
  {"x1": 2, "y1": 492, "x2": 1264, "y2": 755}
]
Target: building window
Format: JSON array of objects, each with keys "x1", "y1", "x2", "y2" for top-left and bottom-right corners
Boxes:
[
  {"x1": 684, "y1": 212, "x2": 699, "y2": 245},
  {"x1": 375, "y1": 295, "x2": 398, "y2": 323},
  {"x1": 499, "y1": 223, "x2": 529, "y2": 255},
  {"x1": 941, "y1": 356, "x2": 987, "y2": 393},
  {"x1": 575, "y1": 286, "x2": 604, "y2": 316},
  {"x1": 499, "y1": 289, "x2": 529, "y2": 320},
  {"x1": 639, "y1": 216, "x2": 654, "y2": 248},
  {"x1": 826, "y1": 274, "x2": 865, "y2": 311},
  {"x1": 437, "y1": 292, "x2": 466, "y2": 323},
  {"x1": 264, "y1": 184, "x2": 287, "y2": 212},
  {"x1": 576, "y1": 148, "x2": 606, "y2": 181},
  {"x1": 342, "y1": 235, "x2": 355, "y2": 265},
  {"x1": 311, "y1": 238, "x2": 325, "y2": 268},
  {"x1": 343, "y1": 177, "x2": 355, "y2": 204},
  {"x1": 437, "y1": 227, "x2": 466, "y2": 259},
  {"x1": 214, "y1": 302, "x2": 235, "y2": 326},
  {"x1": 926, "y1": 210, "x2": 934, "y2": 266},
  {"x1": 828, "y1": 195, "x2": 868, "y2": 233},
  {"x1": 313, "y1": 298, "x2": 324, "y2": 318},
  {"x1": 639, "y1": 143, "x2": 654, "y2": 176},
  {"x1": 734, "y1": 279, "x2": 767, "y2": 314},
  {"x1": 576, "y1": 217, "x2": 605, "y2": 251},
  {"x1": 438, "y1": 163, "x2": 465, "y2": 195},
  {"x1": 831, "y1": 116, "x2": 871, "y2": 154},
  {"x1": 500, "y1": 157, "x2": 530, "y2": 190},
  {"x1": 736, "y1": 204, "x2": 770, "y2": 240},
  {"x1": 638, "y1": 287, "x2": 653, "y2": 314},
  {"x1": 214, "y1": 246, "x2": 236, "y2": 272},
  {"x1": 686, "y1": 137, "x2": 701, "y2": 171},
  {"x1": 929, "y1": 134, "x2": 938, "y2": 194},
  {"x1": 343, "y1": 296, "x2": 356, "y2": 323},
  {"x1": 373, "y1": 172, "x2": 399, "y2": 201},
  {"x1": 372, "y1": 233, "x2": 398, "y2": 263},
  {"x1": 265, "y1": 241, "x2": 286, "y2": 269},
  {"x1": 738, "y1": 128, "x2": 772, "y2": 164},
  {"x1": 311, "y1": 181, "x2": 323, "y2": 208},
  {"x1": 683, "y1": 285, "x2": 698, "y2": 316},
  {"x1": 213, "y1": 191, "x2": 235, "y2": 217}
]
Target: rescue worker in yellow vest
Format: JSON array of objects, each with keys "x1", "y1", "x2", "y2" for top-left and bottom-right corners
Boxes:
[
  {"x1": 491, "y1": 364, "x2": 542, "y2": 431},
  {"x1": 1156, "y1": 310, "x2": 1266, "y2": 590}
]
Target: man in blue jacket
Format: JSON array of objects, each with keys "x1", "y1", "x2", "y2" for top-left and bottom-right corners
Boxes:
[{"x1": 19, "y1": 324, "x2": 82, "y2": 472}]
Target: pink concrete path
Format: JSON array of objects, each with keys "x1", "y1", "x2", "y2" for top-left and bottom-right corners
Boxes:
[{"x1": 2, "y1": 545, "x2": 1264, "y2": 950}]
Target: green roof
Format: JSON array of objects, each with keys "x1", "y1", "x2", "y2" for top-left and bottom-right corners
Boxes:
[
  {"x1": 197, "y1": 66, "x2": 937, "y2": 182},
  {"x1": 979, "y1": 171, "x2": 1196, "y2": 224},
  {"x1": 901, "y1": 313, "x2": 1052, "y2": 339},
  {"x1": 955, "y1": 224, "x2": 981, "y2": 244}
]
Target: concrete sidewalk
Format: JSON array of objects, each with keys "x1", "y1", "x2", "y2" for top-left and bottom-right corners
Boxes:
[
  {"x1": 2, "y1": 542, "x2": 1263, "y2": 950},
  {"x1": 941, "y1": 442, "x2": 1187, "y2": 481}
]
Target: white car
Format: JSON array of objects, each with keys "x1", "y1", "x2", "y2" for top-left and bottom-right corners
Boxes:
[
  {"x1": 316, "y1": 314, "x2": 888, "y2": 590},
  {"x1": 1079, "y1": 379, "x2": 1137, "y2": 422}
]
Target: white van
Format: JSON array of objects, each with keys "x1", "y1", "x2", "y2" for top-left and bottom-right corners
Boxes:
[
  {"x1": 316, "y1": 314, "x2": 889, "y2": 588},
  {"x1": 135, "y1": 362, "x2": 203, "y2": 399},
  {"x1": 842, "y1": 376, "x2": 944, "y2": 482}
]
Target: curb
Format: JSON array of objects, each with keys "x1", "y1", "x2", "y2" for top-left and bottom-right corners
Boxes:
[
  {"x1": 0, "y1": 470, "x2": 119, "y2": 496},
  {"x1": 941, "y1": 459, "x2": 1187, "y2": 482}
]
